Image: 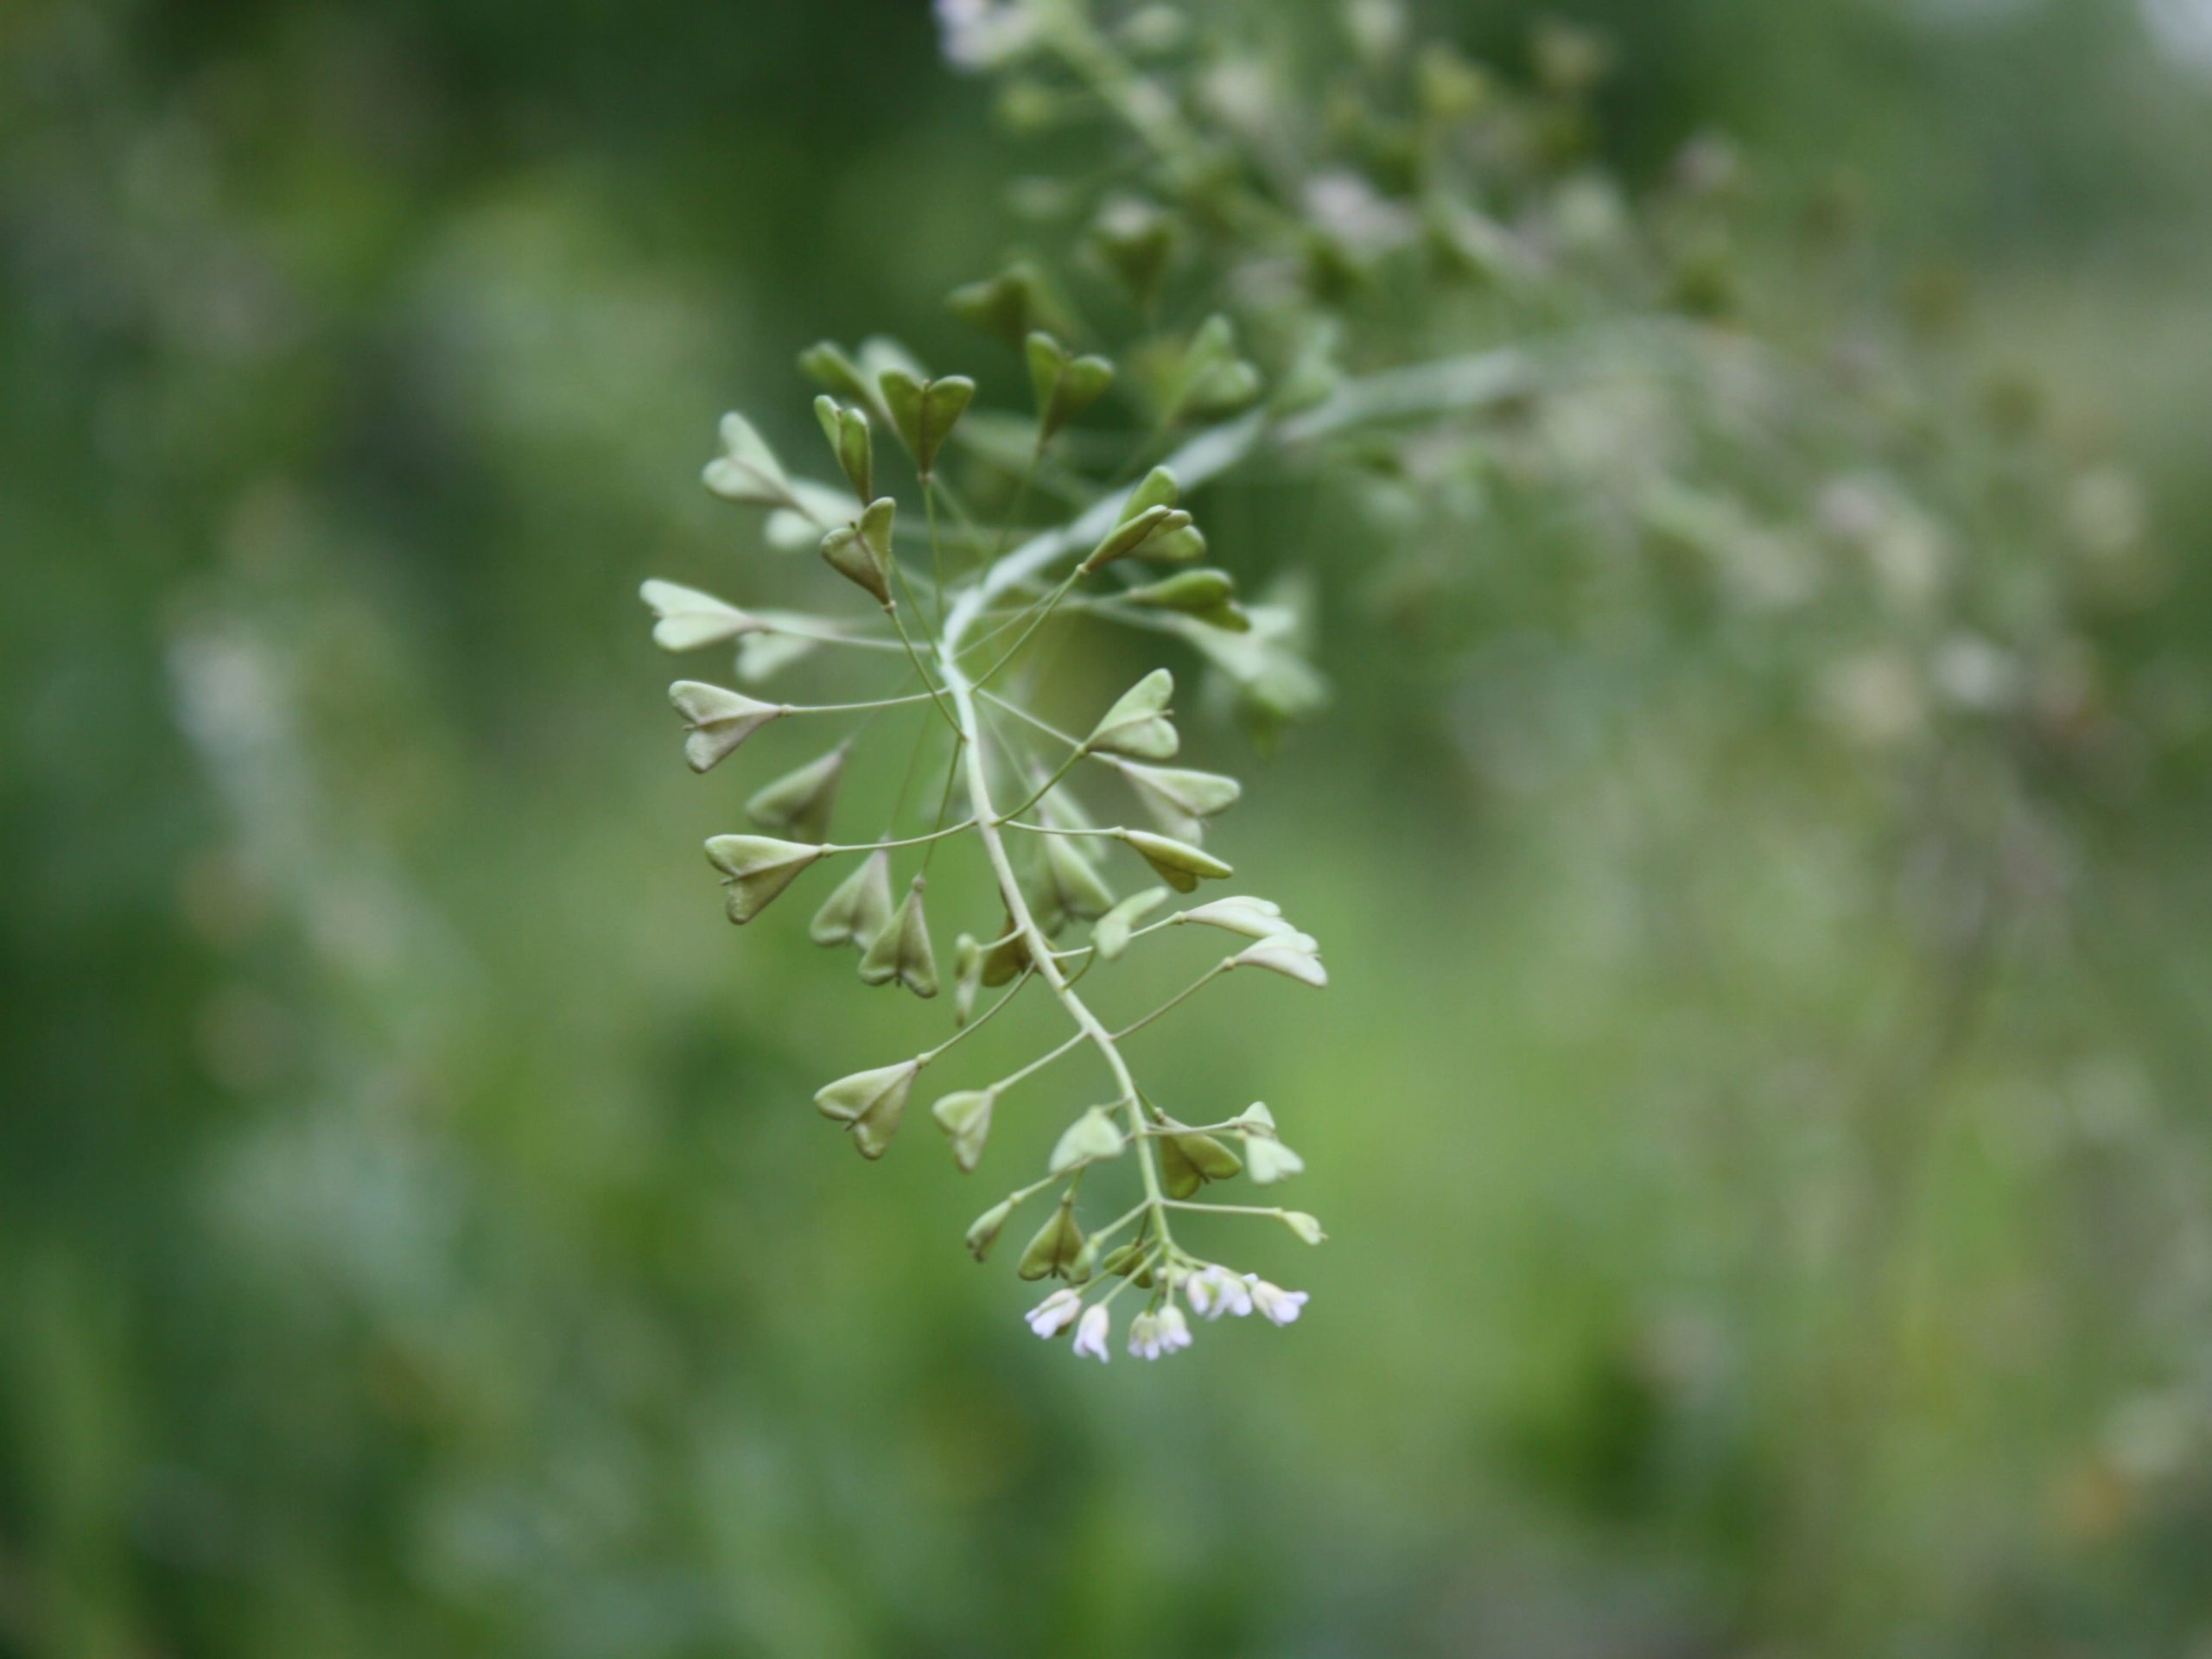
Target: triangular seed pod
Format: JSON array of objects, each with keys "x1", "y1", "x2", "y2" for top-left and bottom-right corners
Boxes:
[
  {"x1": 858, "y1": 879, "x2": 938, "y2": 998},
  {"x1": 965, "y1": 1197, "x2": 1014, "y2": 1262},
  {"x1": 1113, "y1": 761, "x2": 1242, "y2": 844},
  {"x1": 812, "y1": 396, "x2": 874, "y2": 502},
  {"x1": 671, "y1": 681, "x2": 786, "y2": 772},
  {"x1": 947, "y1": 262, "x2": 1064, "y2": 347},
  {"x1": 1160, "y1": 1132, "x2": 1204, "y2": 1199},
  {"x1": 1243, "y1": 1131, "x2": 1306, "y2": 1185},
  {"x1": 704, "y1": 835, "x2": 825, "y2": 924},
  {"x1": 1027, "y1": 331, "x2": 1115, "y2": 442},
  {"x1": 1090, "y1": 196, "x2": 1176, "y2": 308},
  {"x1": 1180, "y1": 896, "x2": 1294, "y2": 939},
  {"x1": 1084, "y1": 669, "x2": 1178, "y2": 760},
  {"x1": 1093, "y1": 887, "x2": 1170, "y2": 962},
  {"x1": 931, "y1": 1089, "x2": 996, "y2": 1173},
  {"x1": 641, "y1": 580, "x2": 764, "y2": 652},
  {"x1": 879, "y1": 371, "x2": 976, "y2": 478},
  {"x1": 1017, "y1": 1198, "x2": 1085, "y2": 1281},
  {"x1": 1281, "y1": 1211, "x2": 1327, "y2": 1245},
  {"x1": 1121, "y1": 465, "x2": 1179, "y2": 520},
  {"x1": 1042, "y1": 834, "x2": 1117, "y2": 926},
  {"x1": 702, "y1": 411, "x2": 798, "y2": 508},
  {"x1": 1232, "y1": 935, "x2": 1328, "y2": 988},
  {"x1": 980, "y1": 918, "x2": 1031, "y2": 987},
  {"x1": 810, "y1": 848, "x2": 893, "y2": 950},
  {"x1": 1122, "y1": 830, "x2": 1232, "y2": 893},
  {"x1": 1049, "y1": 1107, "x2": 1127, "y2": 1174},
  {"x1": 746, "y1": 742, "x2": 850, "y2": 843},
  {"x1": 813, "y1": 1059, "x2": 918, "y2": 1160},
  {"x1": 1081, "y1": 505, "x2": 1194, "y2": 574},
  {"x1": 1121, "y1": 569, "x2": 1236, "y2": 614},
  {"x1": 798, "y1": 340, "x2": 878, "y2": 415},
  {"x1": 819, "y1": 497, "x2": 897, "y2": 605}
]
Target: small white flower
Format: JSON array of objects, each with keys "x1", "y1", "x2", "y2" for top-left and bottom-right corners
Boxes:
[
  {"x1": 1128, "y1": 1311, "x2": 1165, "y2": 1360},
  {"x1": 1071, "y1": 1303, "x2": 1112, "y2": 1363},
  {"x1": 1245, "y1": 1275, "x2": 1309, "y2": 1326},
  {"x1": 1025, "y1": 1287, "x2": 1082, "y2": 1338},
  {"x1": 1185, "y1": 1265, "x2": 1252, "y2": 1320},
  {"x1": 1156, "y1": 1304, "x2": 1194, "y2": 1352}
]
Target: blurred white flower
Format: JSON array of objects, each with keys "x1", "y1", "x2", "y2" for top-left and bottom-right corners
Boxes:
[
  {"x1": 1156, "y1": 1304, "x2": 1194, "y2": 1352},
  {"x1": 1246, "y1": 1276, "x2": 1309, "y2": 1326},
  {"x1": 1072, "y1": 1303, "x2": 1112, "y2": 1362},
  {"x1": 1128, "y1": 1311, "x2": 1166, "y2": 1359},
  {"x1": 1185, "y1": 1264, "x2": 1252, "y2": 1320},
  {"x1": 1025, "y1": 1287, "x2": 1082, "y2": 1338},
  {"x1": 935, "y1": 0, "x2": 1037, "y2": 72}
]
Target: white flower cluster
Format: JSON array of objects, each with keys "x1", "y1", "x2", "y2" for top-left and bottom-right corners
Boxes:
[{"x1": 1024, "y1": 1266, "x2": 1308, "y2": 1363}]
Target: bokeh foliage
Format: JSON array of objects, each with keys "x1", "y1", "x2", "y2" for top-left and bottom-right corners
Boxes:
[{"x1": 4, "y1": 1, "x2": 2211, "y2": 1655}]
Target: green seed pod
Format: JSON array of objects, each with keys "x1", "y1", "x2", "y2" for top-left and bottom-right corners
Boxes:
[
  {"x1": 1017, "y1": 1198, "x2": 1085, "y2": 1281},
  {"x1": 1159, "y1": 1131, "x2": 1203, "y2": 1199},
  {"x1": 813, "y1": 1058, "x2": 918, "y2": 1160},
  {"x1": 946, "y1": 261, "x2": 1065, "y2": 348},
  {"x1": 965, "y1": 1197, "x2": 1014, "y2": 1262},
  {"x1": 1039, "y1": 834, "x2": 1117, "y2": 927},
  {"x1": 1231, "y1": 934, "x2": 1328, "y2": 988},
  {"x1": 1180, "y1": 895, "x2": 1294, "y2": 938},
  {"x1": 858, "y1": 879, "x2": 939, "y2": 999},
  {"x1": 798, "y1": 340, "x2": 878, "y2": 414},
  {"x1": 1111, "y1": 760, "x2": 1242, "y2": 844},
  {"x1": 980, "y1": 919, "x2": 1031, "y2": 987},
  {"x1": 812, "y1": 396, "x2": 874, "y2": 502},
  {"x1": 1084, "y1": 669, "x2": 1179, "y2": 760},
  {"x1": 745, "y1": 742, "x2": 850, "y2": 844},
  {"x1": 640, "y1": 579, "x2": 764, "y2": 652},
  {"x1": 1122, "y1": 465, "x2": 1179, "y2": 520},
  {"x1": 1089, "y1": 195, "x2": 1177, "y2": 308},
  {"x1": 1122, "y1": 829, "x2": 1232, "y2": 893},
  {"x1": 1096, "y1": 1240, "x2": 1147, "y2": 1278},
  {"x1": 1027, "y1": 331, "x2": 1116, "y2": 442},
  {"x1": 931, "y1": 1089, "x2": 996, "y2": 1173},
  {"x1": 1281, "y1": 1210, "x2": 1328, "y2": 1245},
  {"x1": 1272, "y1": 321, "x2": 1344, "y2": 416},
  {"x1": 702, "y1": 411, "x2": 798, "y2": 508},
  {"x1": 1081, "y1": 504, "x2": 1195, "y2": 574},
  {"x1": 1049, "y1": 1107, "x2": 1126, "y2": 1175},
  {"x1": 670, "y1": 681, "x2": 786, "y2": 772},
  {"x1": 1170, "y1": 315, "x2": 1264, "y2": 422},
  {"x1": 1121, "y1": 568, "x2": 1236, "y2": 613},
  {"x1": 952, "y1": 933, "x2": 983, "y2": 1025},
  {"x1": 819, "y1": 497, "x2": 897, "y2": 605},
  {"x1": 1093, "y1": 887, "x2": 1170, "y2": 961},
  {"x1": 810, "y1": 848, "x2": 893, "y2": 950},
  {"x1": 704, "y1": 834, "x2": 825, "y2": 924},
  {"x1": 879, "y1": 370, "x2": 976, "y2": 478}
]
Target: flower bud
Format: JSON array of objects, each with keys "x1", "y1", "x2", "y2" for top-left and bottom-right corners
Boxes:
[
  {"x1": 858, "y1": 878, "x2": 939, "y2": 999},
  {"x1": 1017, "y1": 1197, "x2": 1086, "y2": 1281},
  {"x1": 965, "y1": 1197, "x2": 1015, "y2": 1262},
  {"x1": 1093, "y1": 887, "x2": 1170, "y2": 961},
  {"x1": 1111, "y1": 761, "x2": 1241, "y2": 845},
  {"x1": 1084, "y1": 669, "x2": 1179, "y2": 760},
  {"x1": 640, "y1": 579, "x2": 764, "y2": 652},
  {"x1": 931, "y1": 1089, "x2": 995, "y2": 1173},
  {"x1": 812, "y1": 395, "x2": 874, "y2": 502},
  {"x1": 1122, "y1": 830, "x2": 1232, "y2": 893},
  {"x1": 879, "y1": 370, "x2": 976, "y2": 478},
  {"x1": 1049, "y1": 1106, "x2": 1127, "y2": 1173},
  {"x1": 671, "y1": 681, "x2": 785, "y2": 772},
  {"x1": 813, "y1": 1058, "x2": 919, "y2": 1160},
  {"x1": 702, "y1": 411, "x2": 798, "y2": 509},
  {"x1": 703, "y1": 835, "x2": 824, "y2": 923},
  {"x1": 746, "y1": 742, "x2": 849, "y2": 843},
  {"x1": 810, "y1": 848, "x2": 893, "y2": 949}
]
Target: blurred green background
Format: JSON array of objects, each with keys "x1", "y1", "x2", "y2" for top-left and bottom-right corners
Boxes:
[{"x1": 5, "y1": 0, "x2": 2212, "y2": 1654}]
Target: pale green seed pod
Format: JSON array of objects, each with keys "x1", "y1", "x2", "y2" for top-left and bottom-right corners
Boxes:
[
  {"x1": 702, "y1": 410, "x2": 798, "y2": 508},
  {"x1": 1017, "y1": 1198, "x2": 1086, "y2": 1281},
  {"x1": 1159, "y1": 1127, "x2": 1245, "y2": 1198},
  {"x1": 1039, "y1": 834, "x2": 1117, "y2": 928},
  {"x1": 879, "y1": 370, "x2": 976, "y2": 478},
  {"x1": 813, "y1": 1058, "x2": 919, "y2": 1160},
  {"x1": 810, "y1": 848, "x2": 893, "y2": 950},
  {"x1": 1179, "y1": 895, "x2": 1294, "y2": 938},
  {"x1": 1243, "y1": 1129, "x2": 1306, "y2": 1185},
  {"x1": 1281, "y1": 1211, "x2": 1328, "y2": 1245},
  {"x1": 1049, "y1": 1106, "x2": 1128, "y2": 1173},
  {"x1": 745, "y1": 742, "x2": 850, "y2": 844},
  {"x1": 965, "y1": 1197, "x2": 1015, "y2": 1262},
  {"x1": 1122, "y1": 829, "x2": 1232, "y2": 893},
  {"x1": 812, "y1": 395, "x2": 874, "y2": 502},
  {"x1": 670, "y1": 681, "x2": 785, "y2": 772},
  {"x1": 1027, "y1": 331, "x2": 1116, "y2": 442},
  {"x1": 1231, "y1": 934, "x2": 1328, "y2": 988},
  {"x1": 820, "y1": 497, "x2": 897, "y2": 605},
  {"x1": 1092, "y1": 887, "x2": 1170, "y2": 961},
  {"x1": 858, "y1": 880, "x2": 939, "y2": 999},
  {"x1": 931, "y1": 1089, "x2": 996, "y2": 1173},
  {"x1": 1082, "y1": 504, "x2": 1195, "y2": 573},
  {"x1": 1084, "y1": 669, "x2": 1179, "y2": 760},
  {"x1": 640, "y1": 579, "x2": 764, "y2": 652},
  {"x1": 703, "y1": 835, "x2": 824, "y2": 923},
  {"x1": 1111, "y1": 760, "x2": 1242, "y2": 844}
]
